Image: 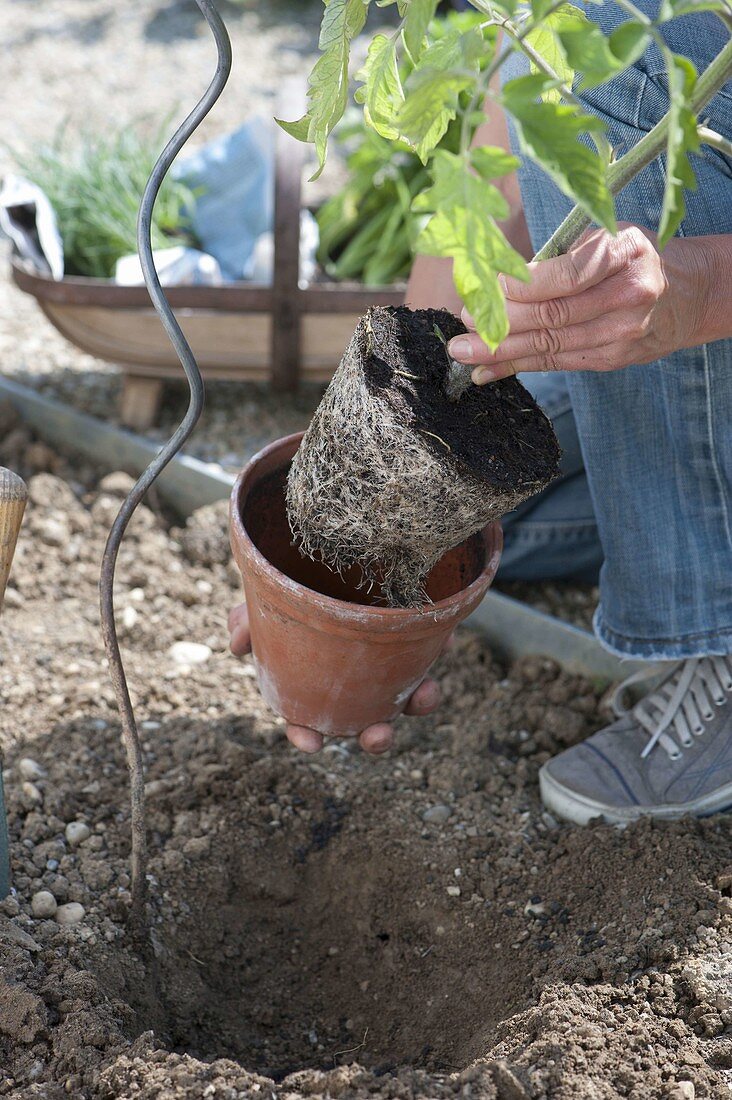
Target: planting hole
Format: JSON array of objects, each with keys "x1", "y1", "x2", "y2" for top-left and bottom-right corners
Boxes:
[{"x1": 124, "y1": 809, "x2": 534, "y2": 1080}]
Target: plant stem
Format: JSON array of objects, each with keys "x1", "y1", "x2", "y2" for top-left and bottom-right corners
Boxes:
[
  {"x1": 698, "y1": 124, "x2": 732, "y2": 159},
  {"x1": 535, "y1": 35, "x2": 732, "y2": 260},
  {"x1": 499, "y1": 21, "x2": 613, "y2": 163}
]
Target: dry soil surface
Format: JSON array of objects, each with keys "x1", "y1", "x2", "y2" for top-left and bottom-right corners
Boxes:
[{"x1": 2, "y1": 411, "x2": 732, "y2": 1100}]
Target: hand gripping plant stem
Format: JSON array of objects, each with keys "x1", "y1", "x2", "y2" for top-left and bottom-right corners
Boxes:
[
  {"x1": 99, "y1": 0, "x2": 231, "y2": 936},
  {"x1": 445, "y1": 32, "x2": 732, "y2": 399}
]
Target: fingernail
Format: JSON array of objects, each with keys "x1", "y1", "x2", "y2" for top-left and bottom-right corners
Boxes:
[
  {"x1": 448, "y1": 337, "x2": 472, "y2": 362},
  {"x1": 472, "y1": 367, "x2": 497, "y2": 384}
]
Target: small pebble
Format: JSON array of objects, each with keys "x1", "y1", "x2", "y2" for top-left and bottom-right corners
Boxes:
[
  {"x1": 122, "y1": 606, "x2": 138, "y2": 629},
  {"x1": 56, "y1": 902, "x2": 85, "y2": 925},
  {"x1": 168, "y1": 641, "x2": 212, "y2": 666},
  {"x1": 525, "y1": 900, "x2": 546, "y2": 917},
  {"x1": 422, "y1": 805, "x2": 452, "y2": 825},
  {"x1": 18, "y1": 758, "x2": 45, "y2": 781},
  {"x1": 446, "y1": 885, "x2": 461, "y2": 897},
  {"x1": 31, "y1": 890, "x2": 57, "y2": 919},
  {"x1": 22, "y1": 782, "x2": 43, "y2": 805},
  {"x1": 65, "y1": 822, "x2": 91, "y2": 847}
]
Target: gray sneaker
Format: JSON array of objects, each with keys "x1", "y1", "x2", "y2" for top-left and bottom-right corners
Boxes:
[{"x1": 539, "y1": 656, "x2": 732, "y2": 825}]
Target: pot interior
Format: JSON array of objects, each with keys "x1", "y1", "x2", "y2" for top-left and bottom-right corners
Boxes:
[{"x1": 241, "y1": 461, "x2": 485, "y2": 607}]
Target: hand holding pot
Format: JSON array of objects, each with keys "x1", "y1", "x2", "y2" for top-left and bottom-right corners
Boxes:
[
  {"x1": 448, "y1": 224, "x2": 726, "y2": 381},
  {"x1": 228, "y1": 604, "x2": 442, "y2": 755}
]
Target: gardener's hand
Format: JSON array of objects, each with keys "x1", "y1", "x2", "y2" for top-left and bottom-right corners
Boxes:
[
  {"x1": 447, "y1": 224, "x2": 715, "y2": 381},
  {"x1": 228, "y1": 603, "x2": 441, "y2": 755}
]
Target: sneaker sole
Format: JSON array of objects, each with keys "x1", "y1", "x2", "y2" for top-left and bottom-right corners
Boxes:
[{"x1": 539, "y1": 765, "x2": 732, "y2": 826}]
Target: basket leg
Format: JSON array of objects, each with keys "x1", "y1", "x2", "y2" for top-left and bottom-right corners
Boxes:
[{"x1": 119, "y1": 375, "x2": 164, "y2": 431}]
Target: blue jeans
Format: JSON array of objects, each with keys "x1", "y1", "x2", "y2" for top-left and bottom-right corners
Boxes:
[{"x1": 497, "y1": 4, "x2": 732, "y2": 660}]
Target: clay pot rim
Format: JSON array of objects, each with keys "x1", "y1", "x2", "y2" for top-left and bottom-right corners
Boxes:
[{"x1": 230, "y1": 432, "x2": 502, "y2": 627}]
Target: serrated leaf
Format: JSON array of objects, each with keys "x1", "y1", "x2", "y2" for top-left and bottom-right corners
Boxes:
[
  {"x1": 277, "y1": 0, "x2": 369, "y2": 179},
  {"x1": 524, "y1": 5, "x2": 589, "y2": 103},
  {"x1": 502, "y1": 73, "x2": 616, "y2": 231},
  {"x1": 397, "y1": 29, "x2": 481, "y2": 161},
  {"x1": 356, "y1": 34, "x2": 404, "y2": 139},
  {"x1": 658, "y1": 54, "x2": 700, "y2": 246},
  {"x1": 419, "y1": 206, "x2": 527, "y2": 348},
  {"x1": 608, "y1": 21, "x2": 649, "y2": 68},
  {"x1": 471, "y1": 145, "x2": 520, "y2": 180},
  {"x1": 413, "y1": 149, "x2": 510, "y2": 218},
  {"x1": 397, "y1": 71, "x2": 474, "y2": 161},
  {"x1": 558, "y1": 21, "x2": 626, "y2": 89},
  {"x1": 403, "y1": 0, "x2": 438, "y2": 63},
  {"x1": 415, "y1": 150, "x2": 527, "y2": 349}
]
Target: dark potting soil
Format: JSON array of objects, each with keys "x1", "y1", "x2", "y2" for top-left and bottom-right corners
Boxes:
[
  {"x1": 243, "y1": 463, "x2": 485, "y2": 606},
  {"x1": 364, "y1": 307, "x2": 561, "y2": 494}
]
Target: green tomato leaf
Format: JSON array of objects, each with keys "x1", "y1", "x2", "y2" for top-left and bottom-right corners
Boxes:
[
  {"x1": 557, "y1": 21, "x2": 626, "y2": 89},
  {"x1": 658, "y1": 54, "x2": 700, "y2": 246},
  {"x1": 413, "y1": 149, "x2": 510, "y2": 218},
  {"x1": 419, "y1": 206, "x2": 527, "y2": 348},
  {"x1": 276, "y1": 116, "x2": 311, "y2": 142},
  {"x1": 276, "y1": 0, "x2": 369, "y2": 179},
  {"x1": 415, "y1": 150, "x2": 528, "y2": 349},
  {"x1": 502, "y1": 73, "x2": 616, "y2": 231},
  {"x1": 470, "y1": 145, "x2": 520, "y2": 180},
  {"x1": 402, "y1": 0, "x2": 439, "y2": 63},
  {"x1": 356, "y1": 34, "x2": 404, "y2": 139},
  {"x1": 524, "y1": 4, "x2": 589, "y2": 102},
  {"x1": 397, "y1": 29, "x2": 481, "y2": 161},
  {"x1": 608, "y1": 21, "x2": 649, "y2": 68}
]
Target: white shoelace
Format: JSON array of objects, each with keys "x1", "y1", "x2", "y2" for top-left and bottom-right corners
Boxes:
[{"x1": 611, "y1": 656, "x2": 732, "y2": 761}]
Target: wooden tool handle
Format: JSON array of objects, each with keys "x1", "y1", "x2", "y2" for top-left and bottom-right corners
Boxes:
[{"x1": 0, "y1": 468, "x2": 28, "y2": 614}]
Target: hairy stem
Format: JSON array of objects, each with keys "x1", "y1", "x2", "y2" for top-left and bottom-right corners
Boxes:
[
  {"x1": 535, "y1": 35, "x2": 732, "y2": 260},
  {"x1": 698, "y1": 124, "x2": 732, "y2": 159}
]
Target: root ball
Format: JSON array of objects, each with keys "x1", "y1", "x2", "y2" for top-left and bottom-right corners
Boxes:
[{"x1": 287, "y1": 306, "x2": 560, "y2": 606}]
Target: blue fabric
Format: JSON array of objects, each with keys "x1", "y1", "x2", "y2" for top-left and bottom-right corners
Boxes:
[
  {"x1": 174, "y1": 118, "x2": 274, "y2": 281},
  {"x1": 495, "y1": 4, "x2": 732, "y2": 660}
]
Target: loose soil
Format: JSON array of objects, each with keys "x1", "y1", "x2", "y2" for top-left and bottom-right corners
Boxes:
[{"x1": 1, "y1": 415, "x2": 732, "y2": 1099}]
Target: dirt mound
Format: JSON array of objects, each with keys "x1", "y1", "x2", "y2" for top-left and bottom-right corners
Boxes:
[{"x1": 1, "y1": 431, "x2": 731, "y2": 1099}]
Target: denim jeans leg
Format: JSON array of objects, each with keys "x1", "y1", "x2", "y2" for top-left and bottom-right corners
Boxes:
[
  {"x1": 507, "y1": 48, "x2": 732, "y2": 659},
  {"x1": 497, "y1": 372, "x2": 603, "y2": 584}
]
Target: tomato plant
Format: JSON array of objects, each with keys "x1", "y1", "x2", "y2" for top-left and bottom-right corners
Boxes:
[{"x1": 280, "y1": 0, "x2": 732, "y2": 348}]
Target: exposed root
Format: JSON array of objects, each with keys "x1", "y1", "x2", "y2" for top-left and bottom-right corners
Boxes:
[{"x1": 287, "y1": 307, "x2": 559, "y2": 607}]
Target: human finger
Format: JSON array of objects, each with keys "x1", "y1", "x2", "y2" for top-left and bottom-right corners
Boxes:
[
  {"x1": 359, "y1": 723, "x2": 395, "y2": 754},
  {"x1": 462, "y1": 311, "x2": 639, "y2": 369},
  {"x1": 501, "y1": 226, "x2": 649, "y2": 303},
  {"x1": 404, "y1": 677, "x2": 441, "y2": 716},
  {"x1": 286, "y1": 725, "x2": 325, "y2": 753},
  {"x1": 471, "y1": 345, "x2": 626, "y2": 382}
]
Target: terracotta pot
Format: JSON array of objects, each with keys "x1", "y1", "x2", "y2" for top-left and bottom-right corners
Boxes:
[{"x1": 230, "y1": 433, "x2": 502, "y2": 736}]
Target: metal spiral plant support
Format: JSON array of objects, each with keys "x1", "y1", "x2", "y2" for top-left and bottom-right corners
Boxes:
[{"x1": 100, "y1": 0, "x2": 232, "y2": 934}]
